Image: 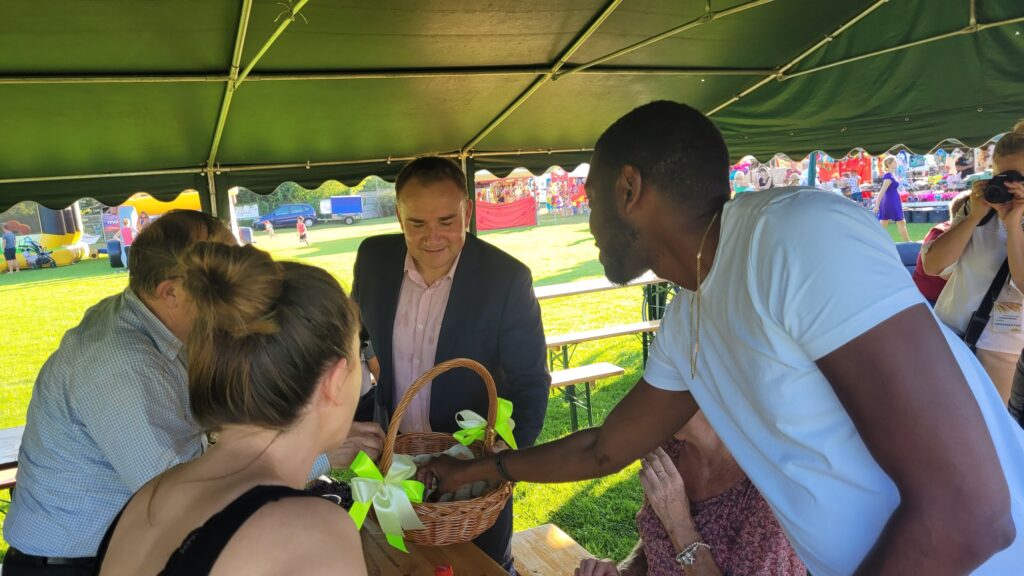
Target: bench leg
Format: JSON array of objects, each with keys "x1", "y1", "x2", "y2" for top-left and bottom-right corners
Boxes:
[
  {"x1": 642, "y1": 332, "x2": 650, "y2": 366},
  {"x1": 548, "y1": 344, "x2": 573, "y2": 372},
  {"x1": 584, "y1": 382, "x2": 593, "y2": 427},
  {"x1": 566, "y1": 384, "x2": 579, "y2": 432}
]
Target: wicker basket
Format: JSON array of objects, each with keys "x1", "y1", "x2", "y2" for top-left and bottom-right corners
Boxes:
[{"x1": 378, "y1": 358, "x2": 513, "y2": 546}]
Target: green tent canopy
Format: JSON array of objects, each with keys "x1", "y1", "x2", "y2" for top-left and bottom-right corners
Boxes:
[{"x1": 1, "y1": 0, "x2": 1022, "y2": 212}]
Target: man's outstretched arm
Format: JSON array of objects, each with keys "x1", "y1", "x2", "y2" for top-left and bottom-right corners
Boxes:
[
  {"x1": 424, "y1": 379, "x2": 698, "y2": 491},
  {"x1": 818, "y1": 304, "x2": 1015, "y2": 576}
]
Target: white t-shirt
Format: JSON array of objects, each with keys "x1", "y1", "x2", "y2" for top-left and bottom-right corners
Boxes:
[
  {"x1": 933, "y1": 210, "x2": 1024, "y2": 354},
  {"x1": 644, "y1": 188, "x2": 1024, "y2": 576}
]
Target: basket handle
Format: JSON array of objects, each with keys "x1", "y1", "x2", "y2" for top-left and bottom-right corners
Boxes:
[{"x1": 379, "y1": 358, "x2": 499, "y2": 473}]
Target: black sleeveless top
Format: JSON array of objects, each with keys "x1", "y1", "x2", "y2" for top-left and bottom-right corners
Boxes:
[{"x1": 94, "y1": 485, "x2": 326, "y2": 575}]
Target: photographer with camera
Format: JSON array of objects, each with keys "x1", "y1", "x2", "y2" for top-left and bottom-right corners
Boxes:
[{"x1": 922, "y1": 120, "x2": 1024, "y2": 405}]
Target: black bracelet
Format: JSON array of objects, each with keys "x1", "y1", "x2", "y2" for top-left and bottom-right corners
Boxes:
[{"x1": 494, "y1": 451, "x2": 517, "y2": 483}]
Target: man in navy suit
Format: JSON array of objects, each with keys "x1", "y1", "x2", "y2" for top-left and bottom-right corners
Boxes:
[{"x1": 352, "y1": 156, "x2": 550, "y2": 572}]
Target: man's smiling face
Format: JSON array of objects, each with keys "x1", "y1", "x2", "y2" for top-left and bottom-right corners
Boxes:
[{"x1": 397, "y1": 177, "x2": 472, "y2": 282}]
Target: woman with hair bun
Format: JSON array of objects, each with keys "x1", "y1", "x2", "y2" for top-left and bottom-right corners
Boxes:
[{"x1": 95, "y1": 243, "x2": 367, "y2": 575}]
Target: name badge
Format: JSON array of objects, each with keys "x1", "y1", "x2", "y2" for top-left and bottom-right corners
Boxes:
[{"x1": 991, "y1": 301, "x2": 1023, "y2": 333}]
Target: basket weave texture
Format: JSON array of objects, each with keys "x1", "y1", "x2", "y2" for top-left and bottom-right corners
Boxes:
[{"x1": 378, "y1": 358, "x2": 513, "y2": 546}]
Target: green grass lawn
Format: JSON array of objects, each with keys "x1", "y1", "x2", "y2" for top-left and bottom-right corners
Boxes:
[{"x1": 0, "y1": 213, "x2": 934, "y2": 562}]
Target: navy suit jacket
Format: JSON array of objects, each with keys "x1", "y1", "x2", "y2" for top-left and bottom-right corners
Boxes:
[{"x1": 352, "y1": 233, "x2": 550, "y2": 448}]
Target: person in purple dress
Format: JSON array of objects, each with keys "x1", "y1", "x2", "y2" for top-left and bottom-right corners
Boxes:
[
  {"x1": 575, "y1": 412, "x2": 805, "y2": 576},
  {"x1": 875, "y1": 156, "x2": 911, "y2": 241}
]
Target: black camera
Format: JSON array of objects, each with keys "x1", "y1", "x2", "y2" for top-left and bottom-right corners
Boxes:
[{"x1": 983, "y1": 170, "x2": 1024, "y2": 204}]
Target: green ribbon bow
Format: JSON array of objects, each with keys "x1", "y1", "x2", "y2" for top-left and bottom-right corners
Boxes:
[
  {"x1": 348, "y1": 451, "x2": 425, "y2": 552},
  {"x1": 453, "y1": 397, "x2": 518, "y2": 450}
]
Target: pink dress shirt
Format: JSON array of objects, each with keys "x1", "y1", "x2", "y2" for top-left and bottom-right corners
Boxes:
[{"x1": 391, "y1": 251, "x2": 461, "y2": 432}]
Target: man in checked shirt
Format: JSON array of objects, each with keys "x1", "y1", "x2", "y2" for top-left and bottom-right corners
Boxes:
[{"x1": 4, "y1": 210, "x2": 381, "y2": 575}]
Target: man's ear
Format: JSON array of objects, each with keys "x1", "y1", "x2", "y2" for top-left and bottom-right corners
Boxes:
[
  {"x1": 396, "y1": 202, "x2": 406, "y2": 232},
  {"x1": 620, "y1": 164, "x2": 645, "y2": 215},
  {"x1": 154, "y1": 278, "x2": 184, "y2": 309},
  {"x1": 463, "y1": 198, "x2": 474, "y2": 232}
]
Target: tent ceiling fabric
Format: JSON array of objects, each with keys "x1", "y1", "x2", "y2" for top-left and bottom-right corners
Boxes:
[{"x1": 1, "y1": 0, "x2": 1023, "y2": 211}]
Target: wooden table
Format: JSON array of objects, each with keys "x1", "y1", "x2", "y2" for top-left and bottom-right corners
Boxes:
[
  {"x1": 362, "y1": 519, "x2": 506, "y2": 575},
  {"x1": 513, "y1": 524, "x2": 595, "y2": 576},
  {"x1": 0, "y1": 426, "x2": 25, "y2": 470},
  {"x1": 533, "y1": 270, "x2": 663, "y2": 300}
]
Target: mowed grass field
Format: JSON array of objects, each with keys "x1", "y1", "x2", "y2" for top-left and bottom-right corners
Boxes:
[{"x1": 0, "y1": 213, "x2": 934, "y2": 561}]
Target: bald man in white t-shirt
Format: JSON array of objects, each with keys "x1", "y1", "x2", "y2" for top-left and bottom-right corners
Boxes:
[{"x1": 424, "y1": 102, "x2": 1024, "y2": 576}]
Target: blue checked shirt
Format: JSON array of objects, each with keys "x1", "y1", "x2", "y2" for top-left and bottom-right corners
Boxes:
[{"x1": 4, "y1": 289, "x2": 328, "y2": 557}]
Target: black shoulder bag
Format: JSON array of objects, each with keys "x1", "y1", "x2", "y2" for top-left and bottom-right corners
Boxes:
[{"x1": 961, "y1": 209, "x2": 1010, "y2": 352}]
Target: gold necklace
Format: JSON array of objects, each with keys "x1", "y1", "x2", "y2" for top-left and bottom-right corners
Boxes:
[{"x1": 690, "y1": 211, "x2": 720, "y2": 379}]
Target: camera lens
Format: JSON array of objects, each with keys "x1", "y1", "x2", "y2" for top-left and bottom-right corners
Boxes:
[{"x1": 985, "y1": 179, "x2": 1014, "y2": 204}]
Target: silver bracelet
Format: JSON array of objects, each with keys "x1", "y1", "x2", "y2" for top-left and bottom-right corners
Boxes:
[{"x1": 675, "y1": 541, "x2": 711, "y2": 567}]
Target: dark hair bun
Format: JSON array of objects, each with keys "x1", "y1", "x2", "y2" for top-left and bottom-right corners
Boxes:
[{"x1": 181, "y1": 243, "x2": 282, "y2": 338}]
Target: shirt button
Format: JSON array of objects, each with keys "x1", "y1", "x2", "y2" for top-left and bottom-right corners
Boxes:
[{"x1": 417, "y1": 324, "x2": 424, "y2": 330}]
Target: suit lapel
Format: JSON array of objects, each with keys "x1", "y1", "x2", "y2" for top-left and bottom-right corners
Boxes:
[
  {"x1": 435, "y1": 235, "x2": 481, "y2": 364},
  {"x1": 376, "y1": 237, "x2": 406, "y2": 413}
]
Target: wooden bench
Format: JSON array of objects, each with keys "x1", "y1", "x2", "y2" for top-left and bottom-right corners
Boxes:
[
  {"x1": 0, "y1": 466, "x2": 16, "y2": 492},
  {"x1": 547, "y1": 319, "x2": 661, "y2": 371},
  {"x1": 0, "y1": 426, "x2": 25, "y2": 471},
  {"x1": 513, "y1": 523, "x2": 595, "y2": 576},
  {"x1": 550, "y1": 363, "x2": 624, "y2": 431},
  {"x1": 533, "y1": 271, "x2": 664, "y2": 301}
]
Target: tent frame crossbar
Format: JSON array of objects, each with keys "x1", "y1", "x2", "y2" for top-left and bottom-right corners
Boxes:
[
  {"x1": 554, "y1": 0, "x2": 776, "y2": 80},
  {"x1": 781, "y1": 14, "x2": 1024, "y2": 81},
  {"x1": 707, "y1": 0, "x2": 889, "y2": 116},
  {"x1": 709, "y1": 2, "x2": 1024, "y2": 116},
  {"x1": 460, "y1": 0, "x2": 623, "y2": 154},
  {"x1": 0, "y1": 67, "x2": 772, "y2": 85},
  {"x1": 205, "y1": 0, "x2": 254, "y2": 216}
]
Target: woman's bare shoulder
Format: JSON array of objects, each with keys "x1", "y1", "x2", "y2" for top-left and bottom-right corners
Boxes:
[{"x1": 216, "y1": 495, "x2": 366, "y2": 575}]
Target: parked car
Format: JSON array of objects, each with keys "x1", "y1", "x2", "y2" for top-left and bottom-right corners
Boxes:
[{"x1": 254, "y1": 203, "x2": 317, "y2": 229}]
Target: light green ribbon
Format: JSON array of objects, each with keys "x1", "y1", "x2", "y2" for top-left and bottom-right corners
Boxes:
[
  {"x1": 348, "y1": 451, "x2": 425, "y2": 552},
  {"x1": 453, "y1": 397, "x2": 518, "y2": 450}
]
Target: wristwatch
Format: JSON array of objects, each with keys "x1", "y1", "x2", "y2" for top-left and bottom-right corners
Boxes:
[{"x1": 675, "y1": 541, "x2": 711, "y2": 567}]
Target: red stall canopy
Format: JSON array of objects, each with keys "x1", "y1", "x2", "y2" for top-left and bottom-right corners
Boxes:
[{"x1": 476, "y1": 197, "x2": 537, "y2": 231}]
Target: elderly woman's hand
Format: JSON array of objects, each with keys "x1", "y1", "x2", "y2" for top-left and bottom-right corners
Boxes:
[
  {"x1": 575, "y1": 558, "x2": 620, "y2": 576},
  {"x1": 640, "y1": 447, "x2": 700, "y2": 546}
]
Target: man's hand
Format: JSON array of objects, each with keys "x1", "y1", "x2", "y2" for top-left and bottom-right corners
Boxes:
[
  {"x1": 416, "y1": 453, "x2": 490, "y2": 494},
  {"x1": 575, "y1": 558, "x2": 620, "y2": 576},
  {"x1": 326, "y1": 422, "x2": 385, "y2": 469},
  {"x1": 367, "y1": 356, "x2": 381, "y2": 384},
  {"x1": 639, "y1": 447, "x2": 699, "y2": 549}
]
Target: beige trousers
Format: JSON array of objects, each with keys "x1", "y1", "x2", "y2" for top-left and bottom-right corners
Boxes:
[{"x1": 976, "y1": 348, "x2": 1016, "y2": 404}]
